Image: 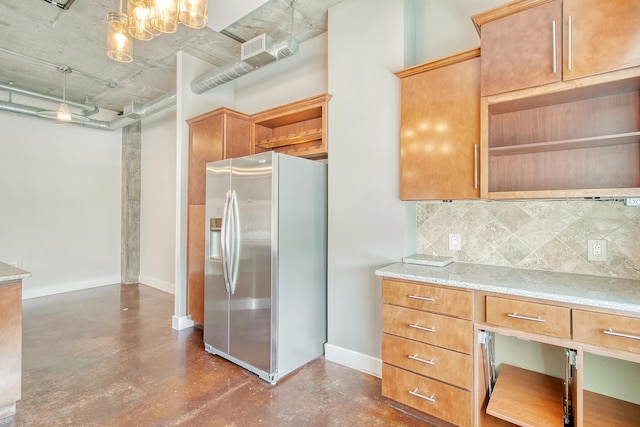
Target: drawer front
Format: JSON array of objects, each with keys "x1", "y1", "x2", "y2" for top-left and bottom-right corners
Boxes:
[
  {"x1": 383, "y1": 304, "x2": 472, "y2": 354},
  {"x1": 485, "y1": 296, "x2": 571, "y2": 339},
  {"x1": 573, "y1": 310, "x2": 640, "y2": 354},
  {"x1": 382, "y1": 364, "x2": 472, "y2": 427},
  {"x1": 382, "y1": 278, "x2": 472, "y2": 319},
  {"x1": 382, "y1": 333, "x2": 472, "y2": 390}
]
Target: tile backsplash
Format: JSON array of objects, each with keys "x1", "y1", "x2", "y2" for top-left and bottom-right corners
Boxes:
[{"x1": 416, "y1": 200, "x2": 640, "y2": 280}]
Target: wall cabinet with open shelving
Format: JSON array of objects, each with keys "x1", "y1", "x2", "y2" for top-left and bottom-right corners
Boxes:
[
  {"x1": 251, "y1": 94, "x2": 331, "y2": 160},
  {"x1": 481, "y1": 67, "x2": 640, "y2": 199}
]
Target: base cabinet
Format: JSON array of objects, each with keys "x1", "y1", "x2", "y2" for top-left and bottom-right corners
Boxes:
[
  {"x1": 0, "y1": 281, "x2": 22, "y2": 419},
  {"x1": 381, "y1": 278, "x2": 473, "y2": 426},
  {"x1": 383, "y1": 364, "x2": 473, "y2": 427},
  {"x1": 381, "y1": 278, "x2": 640, "y2": 427}
]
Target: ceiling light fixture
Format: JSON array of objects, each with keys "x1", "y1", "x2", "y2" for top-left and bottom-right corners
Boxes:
[
  {"x1": 42, "y1": 0, "x2": 76, "y2": 10},
  {"x1": 37, "y1": 66, "x2": 89, "y2": 123},
  {"x1": 107, "y1": 1, "x2": 134, "y2": 63},
  {"x1": 107, "y1": 0, "x2": 208, "y2": 63}
]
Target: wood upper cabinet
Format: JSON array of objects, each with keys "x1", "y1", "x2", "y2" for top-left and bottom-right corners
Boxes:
[
  {"x1": 186, "y1": 108, "x2": 250, "y2": 325},
  {"x1": 474, "y1": 0, "x2": 640, "y2": 96},
  {"x1": 395, "y1": 48, "x2": 481, "y2": 200},
  {"x1": 251, "y1": 94, "x2": 331, "y2": 160},
  {"x1": 481, "y1": 67, "x2": 640, "y2": 199},
  {"x1": 476, "y1": 0, "x2": 562, "y2": 97},
  {"x1": 187, "y1": 108, "x2": 251, "y2": 205},
  {"x1": 562, "y1": 0, "x2": 640, "y2": 81}
]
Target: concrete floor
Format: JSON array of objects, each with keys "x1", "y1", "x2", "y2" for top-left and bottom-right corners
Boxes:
[{"x1": 2, "y1": 283, "x2": 429, "y2": 426}]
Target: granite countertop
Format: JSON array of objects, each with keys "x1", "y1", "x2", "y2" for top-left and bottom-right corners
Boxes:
[
  {"x1": 0, "y1": 261, "x2": 31, "y2": 284},
  {"x1": 375, "y1": 262, "x2": 640, "y2": 314}
]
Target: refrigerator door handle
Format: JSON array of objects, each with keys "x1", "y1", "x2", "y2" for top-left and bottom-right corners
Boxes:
[
  {"x1": 229, "y1": 190, "x2": 241, "y2": 294},
  {"x1": 220, "y1": 190, "x2": 232, "y2": 294}
]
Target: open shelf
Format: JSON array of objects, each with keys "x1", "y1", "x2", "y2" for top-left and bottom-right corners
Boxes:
[
  {"x1": 255, "y1": 129, "x2": 323, "y2": 149},
  {"x1": 583, "y1": 390, "x2": 640, "y2": 427},
  {"x1": 482, "y1": 67, "x2": 640, "y2": 198},
  {"x1": 486, "y1": 364, "x2": 565, "y2": 427},
  {"x1": 251, "y1": 94, "x2": 331, "y2": 160},
  {"x1": 488, "y1": 132, "x2": 640, "y2": 156}
]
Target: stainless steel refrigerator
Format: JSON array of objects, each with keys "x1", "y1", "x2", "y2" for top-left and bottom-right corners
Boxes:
[{"x1": 203, "y1": 151, "x2": 327, "y2": 384}]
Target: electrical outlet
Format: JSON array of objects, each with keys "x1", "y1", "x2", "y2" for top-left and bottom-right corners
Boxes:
[
  {"x1": 587, "y1": 239, "x2": 607, "y2": 261},
  {"x1": 448, "y1": 233, "x2": 462, "y2": 251}
]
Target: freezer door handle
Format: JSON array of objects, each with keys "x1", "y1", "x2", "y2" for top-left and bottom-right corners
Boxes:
[
  {"x1": 229, "y1": 190, "x2": 240, "y2": 295},
  {"x1": 220, "y1": 190, "x2": 232, "y2": 294}
]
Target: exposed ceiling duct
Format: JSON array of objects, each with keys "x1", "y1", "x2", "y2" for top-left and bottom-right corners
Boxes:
[
  {"x1": 190, "y1": 34, "x2": 299, "y2": 94},
  {"x1": 190, "y1": 0, "x2": 300, "y2": 95},
  {"x1": 0, "y1": 90, "x2": 176, "y2": 131}
]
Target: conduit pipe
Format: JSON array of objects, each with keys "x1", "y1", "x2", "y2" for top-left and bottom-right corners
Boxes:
[
  {"x1": 0, "y1": 82, "x2": 99, "y2": 115},
  {"x1": 0, "y1": 90, "x2": 176, "y2": 131},
  {"x1": 190, "y1": 35, "x2": 299, "y2": 95}
]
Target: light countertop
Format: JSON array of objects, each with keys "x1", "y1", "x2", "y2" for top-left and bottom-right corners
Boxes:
[
  {"x1": 0, "y1": 261, "x2": 31, "y2": 284},
  {"x1": 375, "y1": 262, "x2": 640, "y2": 314}
]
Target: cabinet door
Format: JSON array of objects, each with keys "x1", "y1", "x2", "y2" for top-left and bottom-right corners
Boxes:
[
  {"x1": 0, "y1": 282, "x2": 21, "y2": 409},
  {"x1": 480, "y1": 0, "x2": 562, "y2": 96},
  {"x1": 187, "y1": 205, "x2": 205, "y2": 325},
  {"x1": 399, "y1": 52, "x2": 481, "y2": 200},
  {"x1": 188, "y1": 114, "x2": 223, "y2": 205},
  {"x1": 224, "y1": 113, "x2": 252, "y2": 159},
  {"x1": 563, "y1": 0, "x2": 640, "y2": 81}
]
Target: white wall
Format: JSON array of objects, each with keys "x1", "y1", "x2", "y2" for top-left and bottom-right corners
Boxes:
[
  {"x1": 415, "y1": 0, "x2": 505, "y2": 63},
  {"x1": 140, "y1": 107, "x2": 177, "y2": 294},
  {"x1": 0, "y1": 111, "x2": 121, "y2": 299},
  {"x1": 235, "y1": 33, "x2": 328, "y2": 114},
  {"x1": 325, "y1": 0, "x2": 415, "y2": 377}
]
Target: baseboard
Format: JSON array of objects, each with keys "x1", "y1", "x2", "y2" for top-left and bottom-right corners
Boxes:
[
  {"x1": 324, "y1": 343, "x2": 382, "y2": 378},
  {"x1": 172, "y1": 315, "x2": 195, "y2": 331},
  {"x1": 139, "y1": 275, "x2": 174, "y2": 294},
  {"x1": 21, "y1": 276, "x2": 121, "y2": 300}
]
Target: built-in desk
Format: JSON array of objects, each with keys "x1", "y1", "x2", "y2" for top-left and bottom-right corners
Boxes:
[
  {"x1": 0, "y1": 261, "x2": 30, "y2": 419},
  {"x1": 376, "y1": 262, "x2": 640, "y2": 427}
]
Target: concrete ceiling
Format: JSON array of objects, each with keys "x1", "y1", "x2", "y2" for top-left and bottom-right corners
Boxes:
[{"x1": 0, "y1": 0, "x2": 343, "y2": 113}]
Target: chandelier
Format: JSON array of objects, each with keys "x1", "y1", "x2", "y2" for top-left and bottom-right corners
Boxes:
[{"x1": 107, "y1": 0, "x2": 208, "y2": 63}]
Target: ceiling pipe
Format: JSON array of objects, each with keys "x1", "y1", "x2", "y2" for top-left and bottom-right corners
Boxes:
[
  {"x1": 190, "y1": 35, "x2": 299, "y2": 95},
  {"x1": 0, "y1": 82, "x2": 99, "y2": 114},
  {"x1": 0, "y1": 90, "x2": 176, "y2": 131}
]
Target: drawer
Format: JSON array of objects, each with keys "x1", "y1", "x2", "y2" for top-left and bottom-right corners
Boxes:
[
  {"x1": 382, "y1": 364, "x2": 472, "y2": 427},
  {"x1": 485, "y1": 296, "x2": 571, "y2": 339},
  {"x1": 382, "y1": 333, "x2": 472, "y2": 390},
  {"x1": 382, "y1": 278, "x2": 472, "y2": 319},
  {"x1": 573, "y1": 310, "x2": 640, "y2": 354},
  {"x1": 383, "y1": 304, "x2": 472, "y2": 354}
]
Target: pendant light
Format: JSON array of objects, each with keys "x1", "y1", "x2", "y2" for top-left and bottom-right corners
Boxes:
[
  {"x1": 107, "y1": 0, "x2": 133, "y2": 62},
  {"x1": 37, "y1": 66, "x2": 89, "y2": 123},
  {"x1": 107, "y1": 0, "x2": 207, "y2": 62},
  {"x1": 179, "y1": 0, "x2": 208, "y2": 29},
  {"x1": 128, "y1": 0, "x2": 156, "y2": 41},
  {"x1": 150, "y1": 0, "x2": 179, "y2": 34}
]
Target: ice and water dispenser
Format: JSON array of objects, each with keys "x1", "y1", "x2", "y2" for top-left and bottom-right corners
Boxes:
[{"x1": 209, "y1": 218, "x2": 222, "y2": 260}]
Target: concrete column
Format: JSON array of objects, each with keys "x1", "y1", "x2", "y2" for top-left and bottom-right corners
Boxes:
[{"x1": 121, "y1": 122, "x2": 141, "y2": 284}]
